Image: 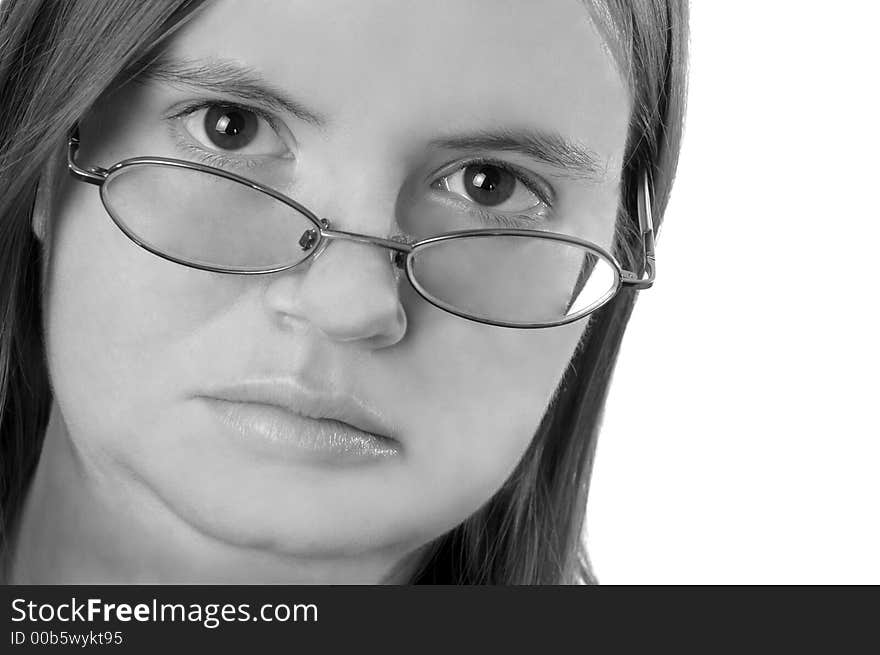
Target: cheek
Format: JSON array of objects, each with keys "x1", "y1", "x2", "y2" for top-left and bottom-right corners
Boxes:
[
  {"x1": 392, "y1": 290, "x2": 584, "y2": 510},
  {"x1": 44, "y1": 183, "x2": 247, "y2": 443}
]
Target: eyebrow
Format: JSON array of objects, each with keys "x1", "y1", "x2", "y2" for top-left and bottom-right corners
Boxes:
[
  {"x1": 134, "y1": 56, "x2": 606, "y2": 181},
  {"x1": 135, "y1": 54, "x2": 327, "y2": 127},
  {"x1": 429, "y1": 130, "x2": 609, "y2": 182}
]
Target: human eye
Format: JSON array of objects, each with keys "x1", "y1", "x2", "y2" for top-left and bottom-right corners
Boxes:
[
  {"x1": 431, "y1": 159, "x2": 554, "y2": 227},
  {"x1": 165, "y1": 101, "x2": 293, "y2": 169}
]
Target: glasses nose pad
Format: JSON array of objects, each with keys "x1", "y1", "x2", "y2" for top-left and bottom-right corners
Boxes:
[
  {"x1": 297, "y1": 226, "x2": 330, "y2": 263},
  {"x1": 298, "y1": 228, "x2": 318, "y2": 251},
  {"x1": 388, "y1": 232, "x2": 416, "y2": 271}
]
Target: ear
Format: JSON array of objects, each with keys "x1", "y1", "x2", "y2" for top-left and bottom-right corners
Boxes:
[{"x1": 31, "y1": 141, "x2": 67, "y2": 244}]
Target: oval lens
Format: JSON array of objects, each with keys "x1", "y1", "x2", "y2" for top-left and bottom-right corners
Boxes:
[
  {"x1": 408, "y1": 234, "x2": 619, "y2": 326},
  {"x1": 101, "y1": 163, "x2": 317, "y2": 272}
]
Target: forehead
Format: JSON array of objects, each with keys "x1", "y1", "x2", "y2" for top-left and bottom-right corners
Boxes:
[{"x1": 168, "y1": 0, "x2": 630, "y2": 169}]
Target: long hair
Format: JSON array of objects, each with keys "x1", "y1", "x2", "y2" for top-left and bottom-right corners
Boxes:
[
  {"x1": 412, "y1": 0, "x2": 690, "y2": 584},
  {"x1": 0, "y1": 0, "x2": 688, "y2": 583}
]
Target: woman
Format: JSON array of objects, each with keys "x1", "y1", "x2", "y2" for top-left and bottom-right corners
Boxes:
[{"x1": 0, "y1": 0, "x2": 687, "y2": 584}]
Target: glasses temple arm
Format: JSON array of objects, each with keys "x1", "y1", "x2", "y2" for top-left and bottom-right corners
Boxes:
[
  {"x1": 620, "y1": 169, "x2": 656, "y2": 290},
  {"x1": 67, "y1": 125, "x2": 108, "y2": 186}
]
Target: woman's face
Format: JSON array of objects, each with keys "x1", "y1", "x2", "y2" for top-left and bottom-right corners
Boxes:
[{"x1": 42, "y1": 0, "x2": 629, "y2": 567}]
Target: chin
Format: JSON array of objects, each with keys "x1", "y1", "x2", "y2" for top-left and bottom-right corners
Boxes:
[{"x1": 129, "y1": 429, "x2": 435, "y2": 559}]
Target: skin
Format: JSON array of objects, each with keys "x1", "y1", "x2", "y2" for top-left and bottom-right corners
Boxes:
[{"x1": 11, "y1": 0, "x2": 629, "y2": 583}]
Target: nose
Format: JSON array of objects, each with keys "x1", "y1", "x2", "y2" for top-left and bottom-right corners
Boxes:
[{"x1": 263, "y1": 237, "x2": 407, "y2": 348}]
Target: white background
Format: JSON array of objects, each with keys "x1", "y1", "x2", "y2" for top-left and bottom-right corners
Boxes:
[{"x1": 588, "y1": 2, "x2": 880, "y2": 583}]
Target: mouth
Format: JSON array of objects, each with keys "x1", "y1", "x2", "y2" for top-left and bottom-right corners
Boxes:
[
  {"x1": 200, "y1": 377, "x2": 395, "y2": 436},
  {"x1": 196, "y1": 378, "x2": 401, "y2": 464}
]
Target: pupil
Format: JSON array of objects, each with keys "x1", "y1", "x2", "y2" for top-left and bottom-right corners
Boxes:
[
  {"x1": 204, "y1": 105, "x2": 257, "y2": 151},
  {"x1": 217, "y1": 113, "x2": 243, "y2": 136},
  {"x1": 464, "y1": 164, "x2": 515, "y2": 206}
]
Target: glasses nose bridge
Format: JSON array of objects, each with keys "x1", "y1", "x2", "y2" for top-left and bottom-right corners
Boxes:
[{"x1": 314, "y1": 223, "x2": 414, "y2": 269}]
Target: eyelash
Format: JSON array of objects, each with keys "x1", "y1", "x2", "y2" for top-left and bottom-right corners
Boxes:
[
  {"x1": 434, "y1": 157, "x2": 555, "y2": 227},
  {"x1": 474, "y1": 210, "x2": 544, "y2": 228},
  {"x1": 165, "y1": 100, "x2": 287, "y2": 170},
  {"x1": 166, "y1": 101, "x2": 555, "y2": 227},
  {"x1": 443, "y1": 156, "x2": 553, "y2": 206}
]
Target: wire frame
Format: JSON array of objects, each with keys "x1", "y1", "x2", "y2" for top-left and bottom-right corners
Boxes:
[{"x1": 67, "y1": 126, "x2": 656, "y2": 329}]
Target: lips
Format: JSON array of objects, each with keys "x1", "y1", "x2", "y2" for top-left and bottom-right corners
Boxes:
[{"x1": 197, "y1": 377, "x2": 397, "y2": 441}]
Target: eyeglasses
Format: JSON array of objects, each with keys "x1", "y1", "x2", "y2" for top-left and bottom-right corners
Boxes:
[{"x1": 67, "y1": 126, "x2": 656, "y2": 329}]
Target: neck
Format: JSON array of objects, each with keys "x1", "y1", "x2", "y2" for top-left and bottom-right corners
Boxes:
[{"x1": 8, "y1": 402, "x2": 423, "y2": 584}]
